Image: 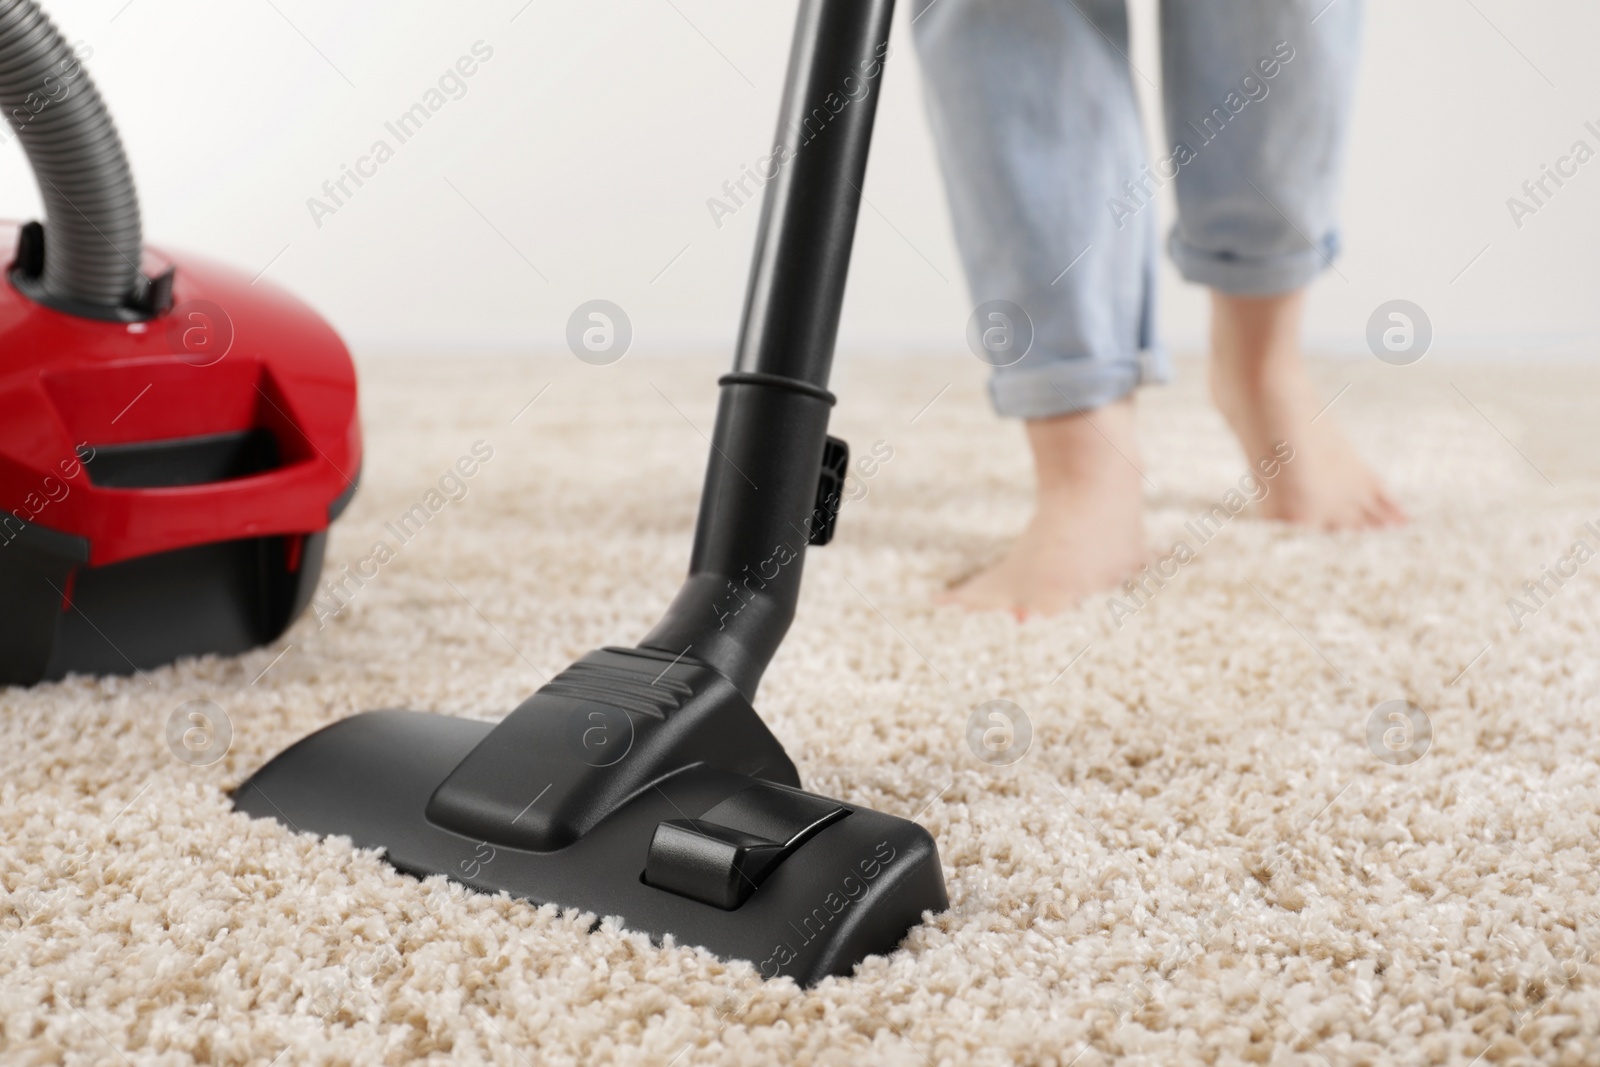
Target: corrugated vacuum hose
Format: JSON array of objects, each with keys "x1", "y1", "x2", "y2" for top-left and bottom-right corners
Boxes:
[{"x1": 0, "y1": 0, "x2": 141, "y2": 311}]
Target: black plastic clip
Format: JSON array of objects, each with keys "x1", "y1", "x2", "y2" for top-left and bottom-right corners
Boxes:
[
  {"x1": 129, "y1": 265, "x2": 176, "y2": 317},
  {"x1": 13, "y1": 220, "x2": 44, "y2": 279},
  {"x1": 644, "y1": 783, "x2": 849, "y2": 909},
  {"x1": 10, "y1": 220, "x2": 174, "y2": 320},
  {"x1": 807, "y1": 436, "x2": 849, "y2": 547}
]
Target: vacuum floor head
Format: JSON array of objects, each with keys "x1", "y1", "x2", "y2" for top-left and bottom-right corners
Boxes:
[{"x1": 234, "y1": 648, "x2": 947, "y2": 985}]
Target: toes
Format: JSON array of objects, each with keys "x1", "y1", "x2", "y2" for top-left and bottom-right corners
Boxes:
[
  {"x1": 1376, "y1": 492, "x2": 1409, "y2": 526},
  {"x1": 1350, "y1": 486, "x2": 1406, "y2": 528},
  {"x1": 1317, "y1": 495, "x2": 1392, "y2": 531},
  {"x1": 1367, "y1": 490, "x2": 1410, "y2": 528}
]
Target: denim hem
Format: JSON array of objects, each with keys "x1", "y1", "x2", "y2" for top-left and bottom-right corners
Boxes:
[
  {"x1": 1168, "y1": 229, "x2": 1340, "y2": 296},
  {"x1": 988, "y1": 344, "x2": 1171, "y2": 420}
]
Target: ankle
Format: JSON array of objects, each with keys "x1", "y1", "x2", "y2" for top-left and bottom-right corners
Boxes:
[
  {"x1": 1032, "y1": 474, "x2": 1142, "y2": 519},
  {"x1": 1209, "y1": 357, "x2": 1303, "y2": 416},
  {"x1": 1025, "y1": 399, "x2": 1144, "y2": 494},
  {"x1": 1208, "y1": 290, "x2": 1308, "y2": 404}
]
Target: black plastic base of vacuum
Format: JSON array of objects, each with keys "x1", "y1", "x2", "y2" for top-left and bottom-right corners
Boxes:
[
  {"x1": 0, "y1": 437, "x2": 353, "y2": 687},
  {"x1": 234, "y1": 649, "x2": 947, "y2": 986},
  {"x1": 0, "y1": 525, "x2": 325, "y2": 686}
]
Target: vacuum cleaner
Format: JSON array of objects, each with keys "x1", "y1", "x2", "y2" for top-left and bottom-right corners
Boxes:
[
  {"x1": 233, "y1": 0, "x2": 947, "y2": 985},
  {"x1": 0, "y1": 0, "x2": 360, "y2": 685}
]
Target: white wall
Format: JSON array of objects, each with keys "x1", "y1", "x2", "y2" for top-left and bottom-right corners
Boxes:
[{"x1": 4, "y1": 0, "x2": 1597, "y2": 358}]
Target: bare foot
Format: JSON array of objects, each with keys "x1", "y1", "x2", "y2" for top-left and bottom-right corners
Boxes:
[
  {"x1": 1210, "y1": 291, "x2": 1406, "y2": 530},
  {"x1": 940, "y1": 398, "x2": 1149, "y2": 616}
]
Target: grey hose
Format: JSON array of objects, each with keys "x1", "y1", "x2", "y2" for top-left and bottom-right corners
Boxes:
[{"x1": 0, "y1": 0, "x2": 140, "y2": 309}]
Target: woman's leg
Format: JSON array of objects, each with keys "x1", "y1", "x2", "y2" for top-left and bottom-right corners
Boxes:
[
  {"x1": 1161, "y1": 0, "x2": 1402, "y2": 527},
  {"x1": 1210, "y1": 290, "x2": 1404, "y2": 527},
  {"x1": 912, "y1": 0, "x2": 1163, "y2": 613}
]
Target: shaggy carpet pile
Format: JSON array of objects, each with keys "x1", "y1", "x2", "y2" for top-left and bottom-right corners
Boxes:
[{"x1": 2, "y1": 352, "x2": 1598, "y2": 1066}]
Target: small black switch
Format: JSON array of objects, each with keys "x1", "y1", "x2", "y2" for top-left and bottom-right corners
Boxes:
[
  {"x1": 645, "y1": 820, "x2": 785, "y2": 910},
  {"x1": 644, "y1": 783, "x2": 848, "y2": 909},
  {"x1": 700, "y1": 782, "x2": 846, "y2": 845}
]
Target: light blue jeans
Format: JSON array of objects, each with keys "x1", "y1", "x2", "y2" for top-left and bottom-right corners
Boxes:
[{"x1": 912, "y1": 0, "x2": 1364, "y2": 419}]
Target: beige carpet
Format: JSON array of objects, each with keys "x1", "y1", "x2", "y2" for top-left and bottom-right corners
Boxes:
[{"x1": 3, "y1": 351, "x2": 1599, "y2": 1066}]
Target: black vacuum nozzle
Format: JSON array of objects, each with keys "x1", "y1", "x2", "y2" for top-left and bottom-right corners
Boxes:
[
  {"x1": 236, "y1": 0, "x2": 946, "y2": 984},
  {"x1": 234, "y1": 648, "x2": 946, "y2": 985}
]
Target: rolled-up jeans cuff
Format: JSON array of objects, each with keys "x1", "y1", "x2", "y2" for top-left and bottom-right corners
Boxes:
[
  {"x1": 1169, "y1": 230, "x2": 1341, "y2": 296},
  {"x1": 988, "y1": 344, "x2": 1171, "y2": 420}
]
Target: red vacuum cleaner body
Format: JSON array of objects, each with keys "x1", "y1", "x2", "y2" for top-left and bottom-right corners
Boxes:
[{"x1": 0, "y1": 221, "x2": 360, "y2": 684}]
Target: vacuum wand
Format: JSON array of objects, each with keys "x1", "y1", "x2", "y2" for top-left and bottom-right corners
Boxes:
[
  {"x1": 734, "y1": 0, "x2": 895, "y2": 389},
  {"x1": 235, "y1": 0, "x2": 947, "y2": 984},
  {"x1": 641, "y1": 0, "x2": 896, "y2": 699}
]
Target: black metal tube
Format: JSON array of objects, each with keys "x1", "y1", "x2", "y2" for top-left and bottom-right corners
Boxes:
[
  {"x1": 734, "y1": 0, "x2": 895, "y2": 388},
  {"x1": 640, "y1": 0, "x2": 895, "y2": 698}
]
